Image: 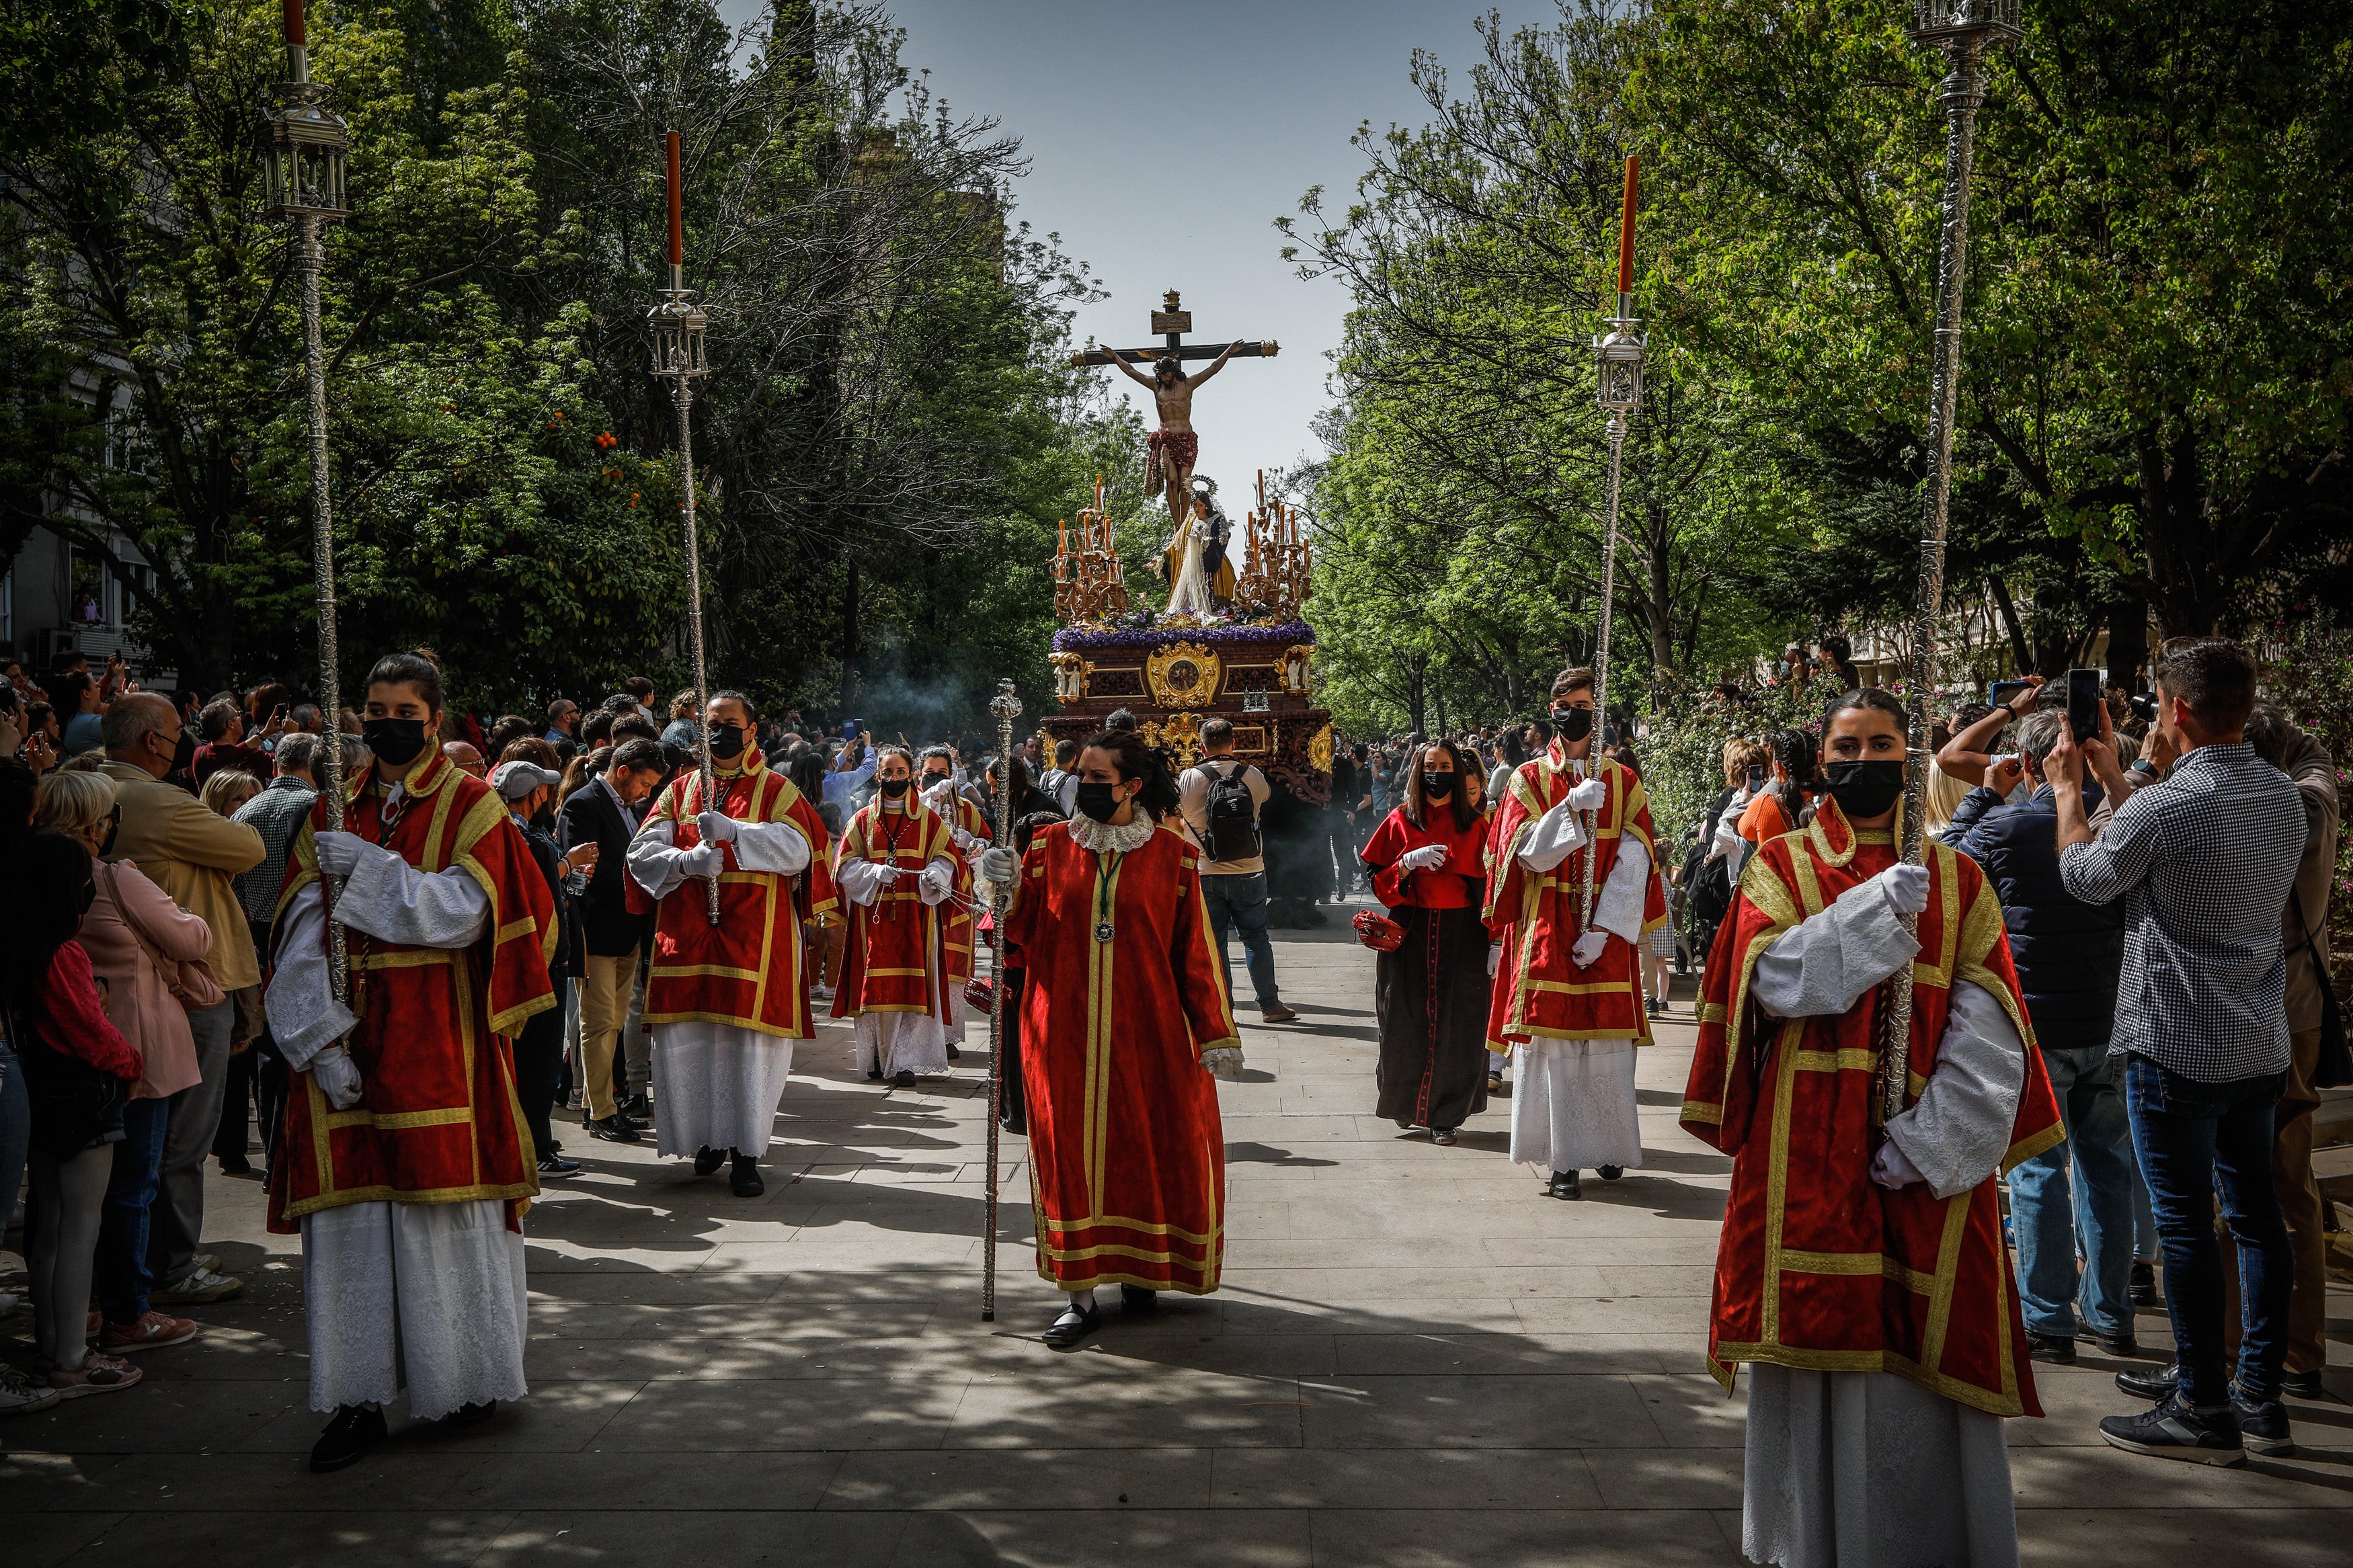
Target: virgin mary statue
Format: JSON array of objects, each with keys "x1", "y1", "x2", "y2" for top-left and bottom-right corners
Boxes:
[{"x1": 1160, "y1": 490, "x2": 1236, "y2": 617}]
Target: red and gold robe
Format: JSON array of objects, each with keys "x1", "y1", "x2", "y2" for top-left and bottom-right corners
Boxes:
[
  {"x1": 939, "y1": 792, "x2": 994, "y2": 991},
  {"x1": 1482, "y1": 744, "x2": 1667, "y2": 1050},
  {"x1": 832, "y1": 795, "x2": 959, "y2": 1022},
  {"x1": 1004, "y1": 820, "x2": 1238, "y2": 1293},
  {"x1": 630, "y1": 751, "x2": 838, "y2": 1037},
  {"x1": 268, "y1": 749, "x2": 556, "y2": 1233},
  {"x1": 1679, "y1": 798, "x2": 2065, "y2": 1415}
]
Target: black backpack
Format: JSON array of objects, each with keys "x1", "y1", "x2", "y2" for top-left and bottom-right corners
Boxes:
[{"x1": 1202, "y1": 759, "x2": 1261, "y2": 862}]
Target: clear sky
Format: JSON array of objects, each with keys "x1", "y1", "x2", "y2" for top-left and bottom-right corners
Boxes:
[{"x1": 717, "y1": 0, "x2": 1562, "y2": 501}]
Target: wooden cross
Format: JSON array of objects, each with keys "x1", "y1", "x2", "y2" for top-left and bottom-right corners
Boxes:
[{"x1": 1068, "y1": 290, "x2": 1279, "y2": 369}]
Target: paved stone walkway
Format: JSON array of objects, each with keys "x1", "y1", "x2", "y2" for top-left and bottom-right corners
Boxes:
[{"x1": 7, "y1": 905, "x2": 2348, "y2": 1565}]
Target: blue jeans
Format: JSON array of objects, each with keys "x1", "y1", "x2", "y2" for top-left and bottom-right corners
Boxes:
[
  {"x1": 1200, "y1": 871, "x2": 1280, "y2": 1010},
  {"x1": 2009, "y1": 1045, "x2": 2135, "y2": 1338},
  {"x1": 2124, "y1": 1054, "x2": 2291, "y2": 1405},
  {"x1": 98, "y1": 1096, "x2": 170, "y2": 1323}
]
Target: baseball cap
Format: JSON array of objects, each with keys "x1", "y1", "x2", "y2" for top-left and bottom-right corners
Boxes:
[{"x1": 490, "y1": 760, "x2": 559, "y2": 802}]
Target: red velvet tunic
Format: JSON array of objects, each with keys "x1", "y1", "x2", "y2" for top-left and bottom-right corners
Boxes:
[
  {"x1": 629, "y1": 752, "x2": 838, "y2": 1038},
  {"x1": 1482, "y1": 744, "x2": 1667, "y2": 1050},
  {"x1": 832, "y1": 796, "x2": 959, "y2": 1020},
  {"x1": 1679, "y1": 799, "x2": 2065, "y2": 1415},
  {"x1": 939, "y1": 793, "x2": 994, "y2": 991},
  {"x1": 1004, "y1": 820, "x2": 1239, "y2": 1293},
  {"x1": 1362, "y1": 804, "x2": 1488, "y2": 910},
  {"x1": 268, "y1": 750, "x2": 557, "y2": 1233}
]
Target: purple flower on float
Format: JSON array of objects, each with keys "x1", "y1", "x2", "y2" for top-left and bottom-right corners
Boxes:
[{"x1": 1053, "y1": 622, "x2": 1317, "y2": 651}]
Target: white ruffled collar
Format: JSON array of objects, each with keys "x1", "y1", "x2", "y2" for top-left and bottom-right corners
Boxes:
[{"x1": 1068, "y1": 812, "x2": 1158, "y2": 855}]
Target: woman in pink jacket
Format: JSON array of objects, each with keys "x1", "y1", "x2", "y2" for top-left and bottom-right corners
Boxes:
[{"x1": 36, "y1": 769, "x2": 209, "y2": 1355}]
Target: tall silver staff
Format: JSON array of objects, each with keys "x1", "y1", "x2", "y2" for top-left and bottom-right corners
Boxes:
[
  {"x1": 1881, "y1": 0, "x2": 2020, "y2": 1122},
  {"x1": 262, "y1": 0, "x2": 352, "y2": 999},
  {"x1": 647, "y1": 129, "x2": 721, "y2": 926},
  {"x1": 981, "y1": 679, "x2": 1022, "y2": 1323},
  {"x1": 1584, "y1": 155, "x2": 1644, "y2": 928}
]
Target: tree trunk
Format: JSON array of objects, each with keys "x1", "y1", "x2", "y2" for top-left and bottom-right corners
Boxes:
[
  {"x1": 2105, "y1": 601, "x2": 2150, "y2": 692},
  {"x1": 839, "y1": 550, "x2": 859, "y2": 714},
  {"x1": 1985, "y1": 573, "x2": 2032, "y2": 675}
]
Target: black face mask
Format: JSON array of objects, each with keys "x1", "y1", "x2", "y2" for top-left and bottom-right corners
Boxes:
[
  {"x1": 1551, "y1": 707, "x2": 1593, "y2": 743},
  {"x1": 1421, "y1": 772, "x2": 1455, "y2": 799},
  {"x1": 97, "y1": 810, "x2": 120, "y2": 859},
  {"x1": 923, "y1": 770, "x2": 951, "y2": 789},
  {"x1": 362, "y1": 716, "x2": 429, "y2": 767},
  {"x1": 1822, "y1": 759, "x2": 1908, "y2": 821},
  {"x1": 878, "y1": 777, "x2": 910, "y2": 798},
  {"x1": 1073, "y1": 780, "x2": 1125, "y2": 823},
  {"x1": 709, "y1": 722, "x2": 747, "y2": 761},
  {"x1": 169, "y1": 728, "x2": 196, "y2": 774}
]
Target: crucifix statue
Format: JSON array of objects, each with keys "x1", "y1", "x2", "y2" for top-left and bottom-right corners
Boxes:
[{"x1": 1072, "y1": 290, "x2": 1277, "y2": 532}]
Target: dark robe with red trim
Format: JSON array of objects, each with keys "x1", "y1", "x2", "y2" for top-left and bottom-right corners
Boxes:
[
  {"x1": 1679, "y1": 798, "x2": 2064, "y2": 1415},
  {"x1": 1004, "y1": 820, "x2": 1238, "y2": 1294},
  {"x1": 1361, "y1": 804, "x2": 1491, "y2": 1131}
]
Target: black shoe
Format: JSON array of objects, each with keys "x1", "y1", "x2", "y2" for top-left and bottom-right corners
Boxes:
[
  {"x1": 1597, "y1": 1164, "x2": 1624, "y2": 1181},
  {"x1": 587, "y1": 1114, "x2": 640, "y2": 1143},
  {"x1": 729, "y1": 1155, "x2": 764, "y2": 1198},
  {"x1": 1043, "y1": 1300, "x2": 1102, "y2": 1350},
  {"x1": 866, "y1": 1067, "x2": 884, "y2": 1082},
  {"x1": 444, "y1": 1400, "x2": 497, "y2": 1428},
  {"x1": 2280, "y1": 1368, "x2": 2329, "y2": 1401},
  {"x1": 946, "y1": 1043, "x2": 962, "y2": 1061},
  {"x1": 2116, "y1": 1361, "x2": 2178, "y2": 1402},
  {"x1": 536, "y1": 1156, "x2": 581, "y2": 1178},
  {"x1": 1120, "y1": 1284, "x2": 1158, "y2": 1313},
  {"x1": 613, "y1": 1112, "x2": 649, "y2": 1132},
  {"x1": 220, "y1": 1155, "x2": 255, "y2": 1176},
  {"x1": 2129, "y1": 1260, "x2": 2157, "y2": 1306},
  {"x1": 309, "y1": 1404, "x2": 387, "y2": 1473},
  {"x1": 2099, "y1": 1392, "x2": 2245, "y2": 1467},
  {"x1": 2073, "y1": 1324, "x2": 2141, "y2": 1358},
  {"x1": 2231, "y1": 1385, "x2": 2295, "y2": 1457},
  {"x1": 2027, "y1": 1331, "x2": 2077, "y2": 1366},
  {"x1": 1431, "y1": 1127, "x2": 1458, "y2": 1146},
  {"x1": 1548, "y1": 1169, "x2": 1582, "y2": 1200},
  {"x1": 622, "y1": 1093, "x2": 651, "y2": 1118},
  {"x1": 893, "y1": 1069, "x2": 916, "y2": 1088},
  {"x1": 693, "y1": 1146, "x2": 726, "y2": 1177}
]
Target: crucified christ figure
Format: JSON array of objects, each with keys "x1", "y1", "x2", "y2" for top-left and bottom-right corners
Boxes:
[{"x1": 1107, "y1": 343, "x2": 1241, "y2": 529}]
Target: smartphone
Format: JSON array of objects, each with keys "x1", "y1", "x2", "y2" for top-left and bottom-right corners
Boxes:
[
  {"x1": 1745, "y1": 766, "x2": 1765, "y2": 792},
  {"x1": 2067, "y1": 668, "x2": 2103, "y2": 742},
  {"x1": 1989, "y1": 679, "x2": 2032, "y2": 711}
]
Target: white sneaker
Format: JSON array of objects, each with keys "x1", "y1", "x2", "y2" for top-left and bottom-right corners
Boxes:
[
  {"x1": 152, "y1": 1264, "x2": 242, "y2": 1305},
  {"x1": 0, "y1": 1362, "x2": 61, "y2": 1415}
]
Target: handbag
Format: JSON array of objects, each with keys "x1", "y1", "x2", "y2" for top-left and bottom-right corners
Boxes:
[
  {"x1": 1351, "y1": 909, "x2": 1404, "y2": 953},
  {"x1": 2307, "y1": 933, "x2": 2350, "y2": 1090},
  {"x1": 100, "y1": 860, "x2": 227, "y2": 1012},
  {"x1": 4, "y1": 1000, "x2": 126, "y2": 1156}
]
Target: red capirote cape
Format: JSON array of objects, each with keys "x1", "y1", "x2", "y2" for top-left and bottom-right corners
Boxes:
[
  {"x1": 1482, "y1": 743, "x2": 1667, "y2": 1051},
  {"x1": 1362, "y1": 802, "x2": 1489, "y2": 910},
  {"x1": 1004, "y1": 819, "x2": 1240, "y2": 1294},
  {"x1": 268, "y1": 749, "x2": 557, "y2": 1233},
  {"x1": 630, "y1": 750, "x2": 838, "y2": 1038},
  {"x1": 1679, "y1": 797, "x2": 2065, "y2": 1415},
  {"x1": 831, "y1": 794, "x2": 959, "y2": 1021}
]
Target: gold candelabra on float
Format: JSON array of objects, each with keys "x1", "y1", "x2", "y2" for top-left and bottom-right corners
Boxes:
[
  {"x1": 1233, "y1": 469, "x2": 1312, "y2": 621},
  {"x1": 1051, "y1": 474, "x2": 1132, "y2": 626}
]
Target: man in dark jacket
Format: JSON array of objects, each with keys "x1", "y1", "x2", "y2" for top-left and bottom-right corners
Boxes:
[
  {"x1": 1949, "y1": 708, "x2": 2137, "y2": 1361},
  {"x1": 557, "y1": 737, "x2": 664, "y2": 1141}
]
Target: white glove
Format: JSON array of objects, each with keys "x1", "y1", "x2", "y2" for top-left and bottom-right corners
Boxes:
[
  {"x1": 695, "y1": 810, "x2": 739, "y2": 843},
  {"x1": 920, "y1": 860, "x2": 954, "y2": 901},
  {"x1": 313, "y1": 830, "x2": 385, "y2": 878},
  {"x1": 1570, "y1": 930, "x2": 1609, "y2": 969},
  {"x1": 1873, "y1": 862, "x2": 1931, "y2": 917},
  {"x1": 312, "y1": 1046, "x2": 364, "y2": 1110},
  {"x1": 1396, "y1": 843, "x2": 1449, "y2": 873},
  {"x1": 875, "y1": 863, "x2": 904, "y2": 886},
  {"x1": 951, "y1": 825, "x2": 979, "y2": 854},
  {"x1": 677, "y1": 841, "x2": 725, "y2": 880},
  {"x1": 1201, "y1": 1045, "x2": 1245, "y2": 1081},
  {"x1": 1567, "y1": 778, "x2": 1609, "y2": 812},
  {"x1": 1486, "y1": 942, "x2": 1503, "y2": 979},
  {"x1": 980, "y1": 846, "x2": 1019, "y2": 887},
  {"x1": 924, "y1": 780, "x2": 956, "y2": 811},
  {"x1": 1870, "y1": 1139, "x2": 1924, "y2": 1190}
]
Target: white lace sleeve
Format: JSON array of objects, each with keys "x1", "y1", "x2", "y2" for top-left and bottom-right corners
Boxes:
[
  {"x1": 1515, "y1": 799, "x2": 1591, "y2": 874},
  {"x1": 1750, "y1": 875, "x2": 1921, "y2": 1018},
  {"x1": 1884, "y1": 980, "x2": 2026, "y2": 1199},
  {"x1": 836, "y1": 857, "x2": 888, "y2": 908},
  {"x1": 627, "y1": 818, "x2": 686, "y2": 900},
  {"x1": 1593, "y1": 837, "x2": 1651, "y2": 944},
  {"x1": 333, "y1": 845, "x2": 491, "y2": 949},
  {"x1": 264, "y1": 882, "x2": 354, "y2": 1068},
  {"x1": 731, "y1": 817, "x2": 810, "y2": 876}
]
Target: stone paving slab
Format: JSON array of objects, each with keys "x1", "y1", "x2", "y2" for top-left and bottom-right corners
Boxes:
[{"x1": 5, "y1": 899, "x2": 2348, "y2": 1567}]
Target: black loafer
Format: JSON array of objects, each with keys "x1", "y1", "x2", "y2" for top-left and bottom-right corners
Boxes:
[
  {"x1": 729, "y1": 1156, "x2": 765, "y2": 1198},
  {"x1": 309, "y1": 1404, "x2": 388, "y2": 1473},
  {"x1": 2117, "y1": 1361, "x2": 2179, "y2": 1401},
  {"x1": 444, "y1": 1400, "x2": 496, "y2": 1428},
  {"x1": 1597, "y1": 1165, "x2": 1624, "y2": 1181},
  {"x1": 893, "y1": 1069, "x2": 917, "y2": 1088},
  {"x1": 1043, "y1": 1301, "x2": 1102, "y2": 1350},
  {"x1": 866, "y1": 1068, "x2": 884, "y2": 1082},
  {"x1": 1431, "y1": 1128, "x2": 1458, "y2": 1146},
  {"x1": 2074, "y1": 1325, "x2": 2141, "y2": 1358},
  {"x1": 1120, "y1": 1284, "x2": 1158, "y2": 1313},
  {"x1": 2026, "y1": 1332, "x2": 2077, "y2": 1365},
  {"x1": 587, "y1": 1115, "x2": 640, "y2": 1143},
  {"x1": 2129, "y1": 1261, "x2": 2158, "y2": 1306},
  {"x1": 946, "y1": 1043, "x2": 961, "y2": 1060},
  {"x1": 1548, "y1": 1169, "x2": 1582, "y2": 1200},
  {"x1": 693, "y1": 1147, "x2": 726, "y2": 1176}
]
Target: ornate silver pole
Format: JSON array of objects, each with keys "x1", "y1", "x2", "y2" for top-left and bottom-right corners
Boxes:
[
  {"x1": 1883, "y1": 1, "x2": 2019, "y2": 1122},
  {"x1": 982, "y1": 678, "x2": 1022, "y2": 1323},
  {"x1": 1585, "y1": 155, "x2": 1645, "y2": 930},
  {"x1": 648, "y1": 130, "x2": 720, "y2": 925},
  {"x1": 264, "y1": 0, "x2": 352, "y2": 1001}
]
